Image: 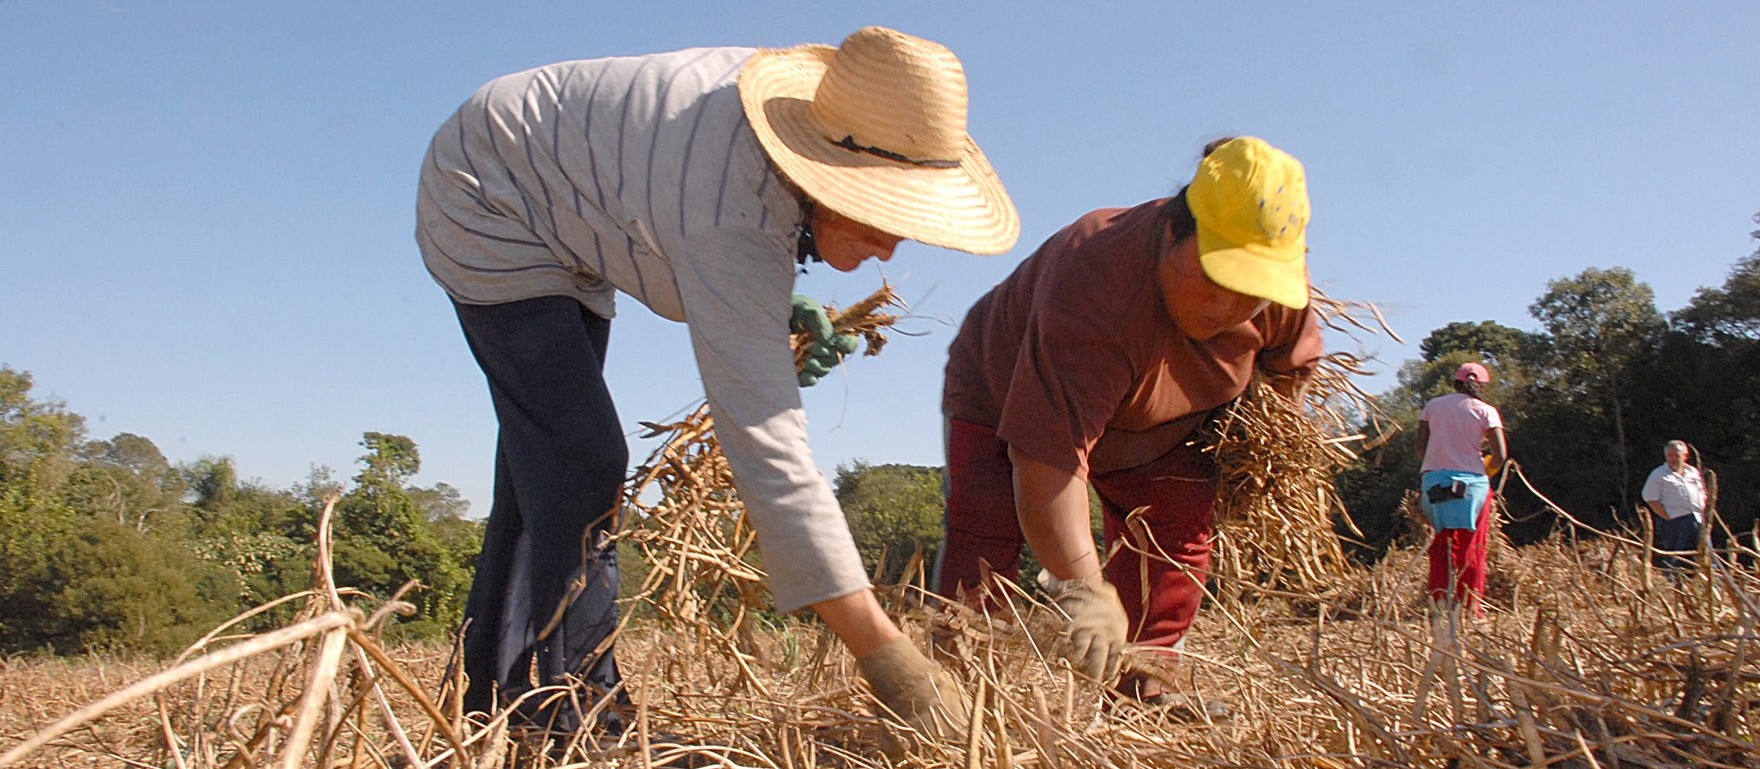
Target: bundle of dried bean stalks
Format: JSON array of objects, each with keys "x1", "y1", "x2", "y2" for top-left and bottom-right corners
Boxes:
[
  {"x1": 1198, "y1": 290, "x2": 1401, "y2": 599},
  {"x1": 613, "y1": 285, "x2": 906, "y2": 665}
]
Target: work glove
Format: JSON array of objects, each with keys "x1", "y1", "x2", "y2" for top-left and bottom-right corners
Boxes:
[
  {"x1": 789, "y1": 294, "x2": 861, "y2": 387},
  {"x1": 1040, "y1": 571, "x2": 1129, "y2": 684},
  {"x1": 857, "y1": 636, "x2": 971, "y2": 752}
]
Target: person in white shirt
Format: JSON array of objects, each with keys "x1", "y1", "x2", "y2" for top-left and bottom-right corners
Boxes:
[
  {"x1": 416, "y1": 27, "x2": 1017, "y2": 739},
  {"x1": 1642, "y1": 440, "x2": 1706, "y2": 571}
]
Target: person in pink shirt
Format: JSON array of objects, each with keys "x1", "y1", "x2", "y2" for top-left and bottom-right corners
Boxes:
[{"x1": 1415, "y1": 362, "x2": 1507, "y2": 610}]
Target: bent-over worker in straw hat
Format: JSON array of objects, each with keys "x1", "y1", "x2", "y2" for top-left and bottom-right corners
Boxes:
[
  {"x1": 936, "y1": 137, "x2": 1323, "y2": 705},
  {"x1": 415, "y1": 26, "x2": 1016, "y2": 739}
]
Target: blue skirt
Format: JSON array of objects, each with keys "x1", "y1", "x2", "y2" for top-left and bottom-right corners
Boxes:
[{"x1": 1420, "y1": 469, "x2": 1490, "y2": 531}]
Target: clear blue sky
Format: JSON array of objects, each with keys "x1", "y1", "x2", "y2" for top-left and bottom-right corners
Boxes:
[{"x1": 4, "y1": 2, "x2": 1756, "y2": 517}]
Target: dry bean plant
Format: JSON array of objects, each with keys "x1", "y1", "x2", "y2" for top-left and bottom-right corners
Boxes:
[{"x1": 3, "y1": 285, "x2": 1756, "y2": 768}]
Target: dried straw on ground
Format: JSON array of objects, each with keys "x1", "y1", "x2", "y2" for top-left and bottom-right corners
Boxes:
[
  {"x1": 5, "y1": 286, "x2": 1758, "y2": 768},
  {"x1": 7, "y1": 522, "x2": 1756, "y2": 767}
]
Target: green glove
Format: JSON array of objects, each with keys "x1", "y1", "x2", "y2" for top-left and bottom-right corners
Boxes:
[{"x1": 790, "y1": 294, "x2": 860, "y2": 387}]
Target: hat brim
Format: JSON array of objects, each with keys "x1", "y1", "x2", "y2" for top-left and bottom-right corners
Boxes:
[
  {"x1": 1196, "y1": 228, "x2": 1311, "y2": 310},
  {"x1": 739, "y1": 45, "x2": 1019, "y2": 255}
]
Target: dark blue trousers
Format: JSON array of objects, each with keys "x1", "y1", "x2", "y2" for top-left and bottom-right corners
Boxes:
[
  {"x1": 453, "y1": 296, "x2": 628, "y2": 727},
  {"x1": 1651, "y1": 513, "x2": 1700, "y2": 573}
]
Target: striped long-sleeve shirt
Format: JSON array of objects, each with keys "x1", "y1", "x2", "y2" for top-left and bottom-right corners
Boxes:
[{"x1": 415, "y1": 47, "x2": 871, "y2": 613}]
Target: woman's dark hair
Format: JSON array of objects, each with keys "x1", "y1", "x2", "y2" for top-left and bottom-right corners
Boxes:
[
  {"x1": 1166, "y1": 188, "x2": 1197, "y2": 242},
  {"x1": 794, "y1": 197, "x2": 823, "y2": 270},
  {"x1": 1164, "y1": 136, "x2": 1236, "y2": 243},
  {"x1": 1453, "y1": 377, "x2": 1486, "y2": 399}
]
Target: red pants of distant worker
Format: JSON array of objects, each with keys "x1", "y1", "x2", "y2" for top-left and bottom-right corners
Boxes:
[
  {"x1": 1427, "y1": 495, "x2": 1493, "y2": 608},
  {"x1": 936, "y1": 419, "x2": 1215, "y2": 654}
]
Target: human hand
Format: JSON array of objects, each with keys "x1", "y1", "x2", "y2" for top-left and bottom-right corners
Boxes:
[
  {"x1": 857, "y1": 637, "x2": 970, "y2": 750},
  {"x1": 790, "y1": 294, "x2": 860, "y2": 387},
  {"x1": 1043, "y1": 572, "x2": 1128, "y2": 683}
]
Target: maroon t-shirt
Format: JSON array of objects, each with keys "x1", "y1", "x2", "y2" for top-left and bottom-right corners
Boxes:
[{"x1": 943, "y1": 197, "x2": 1325, "y2": 476}]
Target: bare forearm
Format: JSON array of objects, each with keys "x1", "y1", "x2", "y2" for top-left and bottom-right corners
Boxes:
[
  {"x1": 1486, "y1": 427, "x2": 1507, "y2": 469},
  {"x1": 1010, "y1": 450, "x2": 1100, "y2": 581},
  {"x1": 811, "y1": 589, "x2": 902, "y2": 659}
]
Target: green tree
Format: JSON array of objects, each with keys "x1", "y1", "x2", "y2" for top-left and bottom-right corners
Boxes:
[
  {"x1": 64, "y1": 433, "x2": 185, "y2": 533},
  {"x1": 409, "y1": 481, "x2": 471, "y2": 523},
  {"x1": 330, "y1": 432, "x2": 471, "y2": 638},
  {"x1": 186, "y1": 455, "x2": 240, "y2": 512},
  {"x1": 411, "y1": 482, "x2": 483, "y2": 601},
  {"x1": 1637, "y1": 214, "x2": 1760, "y2": 535},
  {"x1": 834, "y1": 461, "x2": 945, "y2": 584},
  {"x1": 31, "y1": 519, "x2": 236, "y2": 655},
  {"x1": 0, "y1": 366, "x2": 488, "y2": 653},
  {"x1": 0, "y1": 366, "x2": 86, "y2": 510},
  {"x1": 0, "y1": 367, "x2": 86, "y2": 652},
  {"x1": 0, "y1": 370, "x2": 239, "y2": 654},
  {"x1": 1674, "y1": 214, "x2": 1760, "y2": 344},
  {"x1": 1418, "y1": 320, "x2": 1533, "y2": 367},
  {"x1": 1527, "y1": 268, "x2": 1665, "y2": 513}
]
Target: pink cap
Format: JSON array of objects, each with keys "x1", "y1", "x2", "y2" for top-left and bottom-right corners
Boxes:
[{"x1": 1454, "y1": 362, "x2": 1490, "y2": 383}]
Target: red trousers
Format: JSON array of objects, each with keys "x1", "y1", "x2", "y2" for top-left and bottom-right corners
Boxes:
[
  {"x1": 937, "y1": 419, "x2": 1215, "y2": 652},
  {"x1": 1427, "y1": 494, "x2": 1492, "y2": 606}
]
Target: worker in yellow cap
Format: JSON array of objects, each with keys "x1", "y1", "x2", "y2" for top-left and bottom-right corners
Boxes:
[{"x1": 936, "y1": 137, "x2": 1323, "y2": 707}]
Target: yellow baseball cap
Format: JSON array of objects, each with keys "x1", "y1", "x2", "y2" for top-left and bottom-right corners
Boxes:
[{"x1": 1186, "y1": 137, "x2": 1311, "y2": 310}]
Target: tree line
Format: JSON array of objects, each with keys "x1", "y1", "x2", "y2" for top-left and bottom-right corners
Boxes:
[
  {"x1": 1338, "y1": 215, "x2": 1760, "y2": 554},
  {"x1": 0, "y1": 375, "x2": 480, "y2": 655},
  {"x1": 4, "y1": 214, "x2": 1754, "y2": 656}
]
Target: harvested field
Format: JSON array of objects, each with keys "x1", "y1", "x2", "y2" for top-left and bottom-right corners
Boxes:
[
  {"x1": 3, "y1": 529, "x2": 1755, "y2": 768},
  {"x1": 4, "y1": 287, "x2": 1755, "y2": 767}
]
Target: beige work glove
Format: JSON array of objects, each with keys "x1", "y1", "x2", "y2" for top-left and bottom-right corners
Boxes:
[
  {"x1": 1041, "y1": 571, "x2": 1129, "y2": 683},
  {"x1": 857, "y1": 636, "x2": 970, "y2": 749}
]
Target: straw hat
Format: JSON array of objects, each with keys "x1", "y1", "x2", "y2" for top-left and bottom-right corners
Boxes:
[{"x1": 738, "y1": 26, "x2": 1019, "y2": 255}]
